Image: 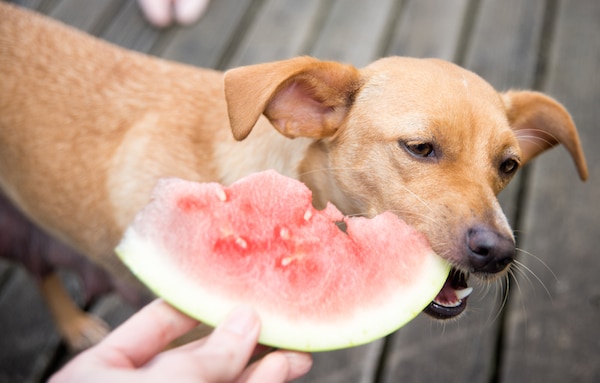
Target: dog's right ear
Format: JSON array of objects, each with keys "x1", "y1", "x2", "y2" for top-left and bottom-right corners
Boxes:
[{"x1": 224, "y1": 56, "x2": 362, "y2": 141}]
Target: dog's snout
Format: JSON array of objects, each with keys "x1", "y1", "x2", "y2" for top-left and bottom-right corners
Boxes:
[{"x1": 467, "y1": 226, "x2": 515, "y2": 273}]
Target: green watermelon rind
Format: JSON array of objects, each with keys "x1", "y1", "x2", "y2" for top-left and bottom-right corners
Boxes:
[{"x1": 116, "y1": 227, "x2": 450, "y2": 352}]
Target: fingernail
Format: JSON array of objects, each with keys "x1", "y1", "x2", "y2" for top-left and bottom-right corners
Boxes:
[{"x1": 222, "y1": 306, "x2": 259, "y2": 336}]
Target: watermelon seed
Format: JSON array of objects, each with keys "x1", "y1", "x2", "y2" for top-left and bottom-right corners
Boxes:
[
  {"x1": 281, "y1": 255, "x2": 301, "y2": 266},
  {"x1": 279, "y1": 226, "x2": 291, "y2": 240},
  {"x1": 235, "y1": 236, "x2": 248, "y2": 249},
  {"x1": 281, "y1": 257, "x2": 293, "y2": 266},
  {"x1": 280, "y1": 251, "x2": 306, "y2": 267},
  {"x1": 304, "y1": 209, "x2": 313, "y2": 221},
  {"x1": 215, "y1": 187, "x2": 227, "y2": 202}
]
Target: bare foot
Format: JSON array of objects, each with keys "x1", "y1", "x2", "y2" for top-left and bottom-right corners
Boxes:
[
  {"x1": 61, "y1": 313, "x2": 110, "y2": 352},
  {"x1": 137, "y1": 0, "x2": 211, "y2": 28}
]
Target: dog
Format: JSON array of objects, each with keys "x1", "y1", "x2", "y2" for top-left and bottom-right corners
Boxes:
[{"x1": 0, "y1": 3, "x2": 588, "y2": 347}]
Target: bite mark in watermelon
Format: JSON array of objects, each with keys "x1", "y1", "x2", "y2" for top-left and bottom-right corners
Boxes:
[{"x1": 116, "y1": 170, "x2": 450, "y2": 351}]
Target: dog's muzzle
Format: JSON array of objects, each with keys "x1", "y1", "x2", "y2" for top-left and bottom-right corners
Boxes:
[{"x1": 424, "y1": 226, "x2": 515, "y2": 319}]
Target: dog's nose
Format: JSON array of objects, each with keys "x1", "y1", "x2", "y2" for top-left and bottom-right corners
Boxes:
[{"x1": 467, "y1": 226, "x2": 515, "y2": 273}]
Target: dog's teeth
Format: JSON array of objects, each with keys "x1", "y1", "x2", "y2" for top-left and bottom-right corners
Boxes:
[
  {"x1": 455, "y1": 287, "x2": 473, "y2": 300},
  {"x1": 444, "y1": 300, "x2": 462, "y2": 308}
]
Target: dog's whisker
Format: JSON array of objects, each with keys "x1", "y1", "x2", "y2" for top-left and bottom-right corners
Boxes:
[
  {"x1": 485, "y1": 273, "x2": 509, "y2": 324},
  {"x1": 516, "y1": 247, "x2": 558, "y2": 282},
  {"x1": 512, "y1": 259, "x2": 553, "y2": 302},
  {"x1": 507, "y1": 266, "x2": 530, "y2": 325},
  {"x1": 513, "y1": 265, "x2": 532, "y2": 330},
  {"x1": 510, "y1": 261, "x2": 536, "y2": 291}
]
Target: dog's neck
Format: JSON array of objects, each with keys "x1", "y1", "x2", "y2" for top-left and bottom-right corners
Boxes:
[{"x1": 216, "y1": 117, "x2": 313, "y2": 186}]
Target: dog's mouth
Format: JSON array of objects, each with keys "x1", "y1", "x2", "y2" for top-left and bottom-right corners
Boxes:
[{"x1": 424, "y1": 268, "x2": 473, "y2": 319}]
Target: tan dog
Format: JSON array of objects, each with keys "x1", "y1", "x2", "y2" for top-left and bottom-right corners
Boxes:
[{"x1": 0, "y1": 3, "x2": 588, "y2": 347}]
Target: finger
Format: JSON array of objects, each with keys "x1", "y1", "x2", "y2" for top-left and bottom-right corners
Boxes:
[
  {"x1": 94, "y1": 299, "x2": 199, "y2": 368},
  {"x1": 165, "y1": 337, "x2": 271, "y2": 362},
  {"x1": 279, "y1": 352, "x2": 313, "y2": 382},
  {"x1": 239, "y1": 351, "x2": 313, "y2": 383},
  {"x1": 239, "y1": 352, "x2": 289, "y2": 383},
  {"x1": 192, "y1": 306, "x2": 261, "y2": 382}
]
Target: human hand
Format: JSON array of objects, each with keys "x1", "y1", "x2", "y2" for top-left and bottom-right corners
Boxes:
[{"x1": 49, "y1": 299, "x2": 312, "y2": 383}]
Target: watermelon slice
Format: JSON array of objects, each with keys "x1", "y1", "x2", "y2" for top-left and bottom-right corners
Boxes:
[{"x1": 116, "y1": 170, "x2": 450, "y2": 351}]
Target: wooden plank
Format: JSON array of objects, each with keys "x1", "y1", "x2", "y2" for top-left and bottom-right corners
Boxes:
[
  {"x1": 225, "y1": 0, "x2": 323, "y2": 68},
  {"x1": 160, "y1": 0, "x2": 255, "y2": 68},
  {"x1": 500, "y1": 1, "x2": 600, "y2": 381},
  {"x1": 0, "y1": 265, "x2": 61, "y2": 383},
  {"x1": 464, "y1": 0, "x2": 546, "y2": 90},
  {"x1": 7, "y1": 0, "x2": 48, "y2": 10},
  {"x1": 379, "y1": 0, "x2": 547, "y2": 381},
  {"x1": 7, "y1": 0, "x2": 61, "y2": 13},
  {"x1": 0, "y1": 259, "x2": 11, "y2": 286},
  {"x1": 294, "y1": 341, "x2": 384, "y2": 383},
  {"x1": 310, "y1": 0, "x2": 397, "y2": 67},
  {"x1": 386, "y1": 0, "x2": 469, "y2": 61},
  {"x1": 48, "y1": 0, "x2": 125, "y2": 36},
  {"x1": 100, "y1": 0, "x2": 162, "y2": 52}
]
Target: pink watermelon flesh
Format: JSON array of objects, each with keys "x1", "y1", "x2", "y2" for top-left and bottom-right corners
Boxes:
[{"x1": 116, "y1": 170, "x2": 449, "y2": 351}]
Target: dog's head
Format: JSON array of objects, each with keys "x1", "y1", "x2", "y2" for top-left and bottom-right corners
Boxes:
[{"x1": 224, "y1": 56, "x2": 588, "y2": 319}]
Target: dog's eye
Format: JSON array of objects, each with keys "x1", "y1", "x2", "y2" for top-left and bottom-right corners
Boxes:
[
  {"x1": 500, "y1": 158, "x2": 519, "y2": 175},
  {"x1": 403, "y1": 141, "x2": 436, "y2": 159}
]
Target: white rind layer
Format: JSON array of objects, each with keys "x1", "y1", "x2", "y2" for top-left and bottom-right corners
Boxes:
[{"x1": 116, "y1": 227, "x2": 450, "y2": 352}]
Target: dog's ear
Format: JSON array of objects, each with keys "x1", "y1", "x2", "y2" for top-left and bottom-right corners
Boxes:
[
  {"x1": 224, "y1": 56, "x2": 361, "y2": 141},
  {"x1": 502, "y1": 90, "x2": 588, "y2": 181}
]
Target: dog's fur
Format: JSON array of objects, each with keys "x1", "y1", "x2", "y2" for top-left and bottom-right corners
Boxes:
[{"x1": 0, "y1": 3, "x2": 588, "y2": 348}]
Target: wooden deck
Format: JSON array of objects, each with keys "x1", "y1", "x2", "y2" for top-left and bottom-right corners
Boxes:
[{"x1": 0, "y1": 0, "x2": 598, "y2": 382}]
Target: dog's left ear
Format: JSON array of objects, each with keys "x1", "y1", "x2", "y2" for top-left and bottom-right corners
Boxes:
[
  {"x1": 502, "y1": 90, "x2": 588, "y2": 181},
  {"x1": 224, "y1": 56, "x2": 362, "y2": 141}
]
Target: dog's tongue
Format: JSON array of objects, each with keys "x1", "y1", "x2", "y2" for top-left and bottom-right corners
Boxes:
[{"x1": 424, "y1": 268, "x2": 472, "y2": 319}]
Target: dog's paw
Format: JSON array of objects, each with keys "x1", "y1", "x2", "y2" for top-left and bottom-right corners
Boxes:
[
  {"x1": 61, "y1": 313, "x2": 111, "y2": 352},
  {"x1": 137, "y1": 0, "x2": 211, "y2": 28}
]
